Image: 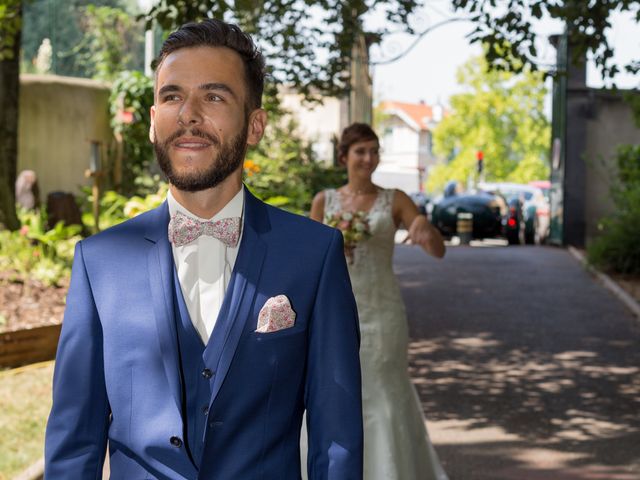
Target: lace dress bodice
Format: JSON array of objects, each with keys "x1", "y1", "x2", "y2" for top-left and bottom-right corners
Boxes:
[
  {"x1": 324, "y1": 188, "x2": 396, "y2": 274},
  {"x1": 323, "y1": 188, "x2": 407, "y2": 368}
]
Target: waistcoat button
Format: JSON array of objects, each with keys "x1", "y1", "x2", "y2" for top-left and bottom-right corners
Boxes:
[{"x1": 170, "y1": 436, "x2": 182, "y2": 447}]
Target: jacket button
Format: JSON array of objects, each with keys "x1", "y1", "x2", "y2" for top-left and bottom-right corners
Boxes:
[
  {"x1": 202, "y1": 405, "x2": 209, "y2": 416},
  {"x1": 201, "y1": 368, "x2": 214, "y2": 379},
  {"x1": 170, "y1": 436, "x2": 182, "y2": 447}
]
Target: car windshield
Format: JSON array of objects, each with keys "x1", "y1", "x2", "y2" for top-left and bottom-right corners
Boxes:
[{"x1": 499, "y1": 188, "x2": 533, "y2": 201}]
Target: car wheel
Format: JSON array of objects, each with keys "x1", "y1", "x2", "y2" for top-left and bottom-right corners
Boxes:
[
  {"x1": 525, "y1": 217, "x2": 539, "y2": 245},
  {"x1": 507, "y1": 214, "x2": 526, "y2": 245},
  {"x1": 518, "y1": 214, "x2": 526, "y2": 245},
  {"x1": 507, "y1": 227, "x2": 520, "y2": 245}
]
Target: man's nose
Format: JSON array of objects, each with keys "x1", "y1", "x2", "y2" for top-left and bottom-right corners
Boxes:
[{"x1": 177, "y1": 97, "x2": 203, "y2": 126}]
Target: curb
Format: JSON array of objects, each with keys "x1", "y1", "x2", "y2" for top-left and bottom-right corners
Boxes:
[{"x1": 568, "y1": 245, "x2": 640, "y2": 319}]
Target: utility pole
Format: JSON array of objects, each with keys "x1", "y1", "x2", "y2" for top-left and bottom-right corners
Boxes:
[
  {"x1": 349, "y1": 31, "x2": 372, "y2": 124},
  {"x1": 138, "y1": 0, "x2": 159, "y2": 77}
]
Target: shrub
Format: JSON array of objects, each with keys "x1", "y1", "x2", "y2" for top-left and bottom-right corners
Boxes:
[
  {"x1": 79, "y1": 183, "x2": 168, "y2": 233},
  {"x1": 244, "y1": 118, "x2": 346, "y2": 214},
  {"x1": 0, "y1": 184, "x2": 169, "y2": 287},
  {"x1": 587, "y1": 145, "x2": 640, "y2": 274},
  {"x1": 0, "y1": 209, "x2": 82, "y2": 287},
  {"x1": 109, "y1": 70, "x2": 155, "y2": 196}
]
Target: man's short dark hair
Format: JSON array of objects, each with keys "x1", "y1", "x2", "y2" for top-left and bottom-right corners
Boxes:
[{"x1": 153, "y1": 19, "x2": 265, "y2": 110}]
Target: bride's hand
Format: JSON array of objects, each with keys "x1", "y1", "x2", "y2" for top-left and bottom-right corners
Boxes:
[{"x1": 408, "y1": 215, "x2": 446, "y2": 258}]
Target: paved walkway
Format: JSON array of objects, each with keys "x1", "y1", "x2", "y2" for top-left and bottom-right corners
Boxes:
[{"x1": 395, "y1": 244, "x2": 640, "y2": 480}]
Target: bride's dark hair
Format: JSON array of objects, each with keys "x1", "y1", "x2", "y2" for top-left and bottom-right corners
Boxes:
[{"x1": 338, "y1": 123, "x2": 379, "y2": 165}]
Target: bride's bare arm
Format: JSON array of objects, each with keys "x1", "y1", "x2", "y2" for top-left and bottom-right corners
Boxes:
[
  {"x1": 309, "y1": 191, "x2": 326, "y2": 223},
  {"x1": 394, "y1": 190, "x2": 445, "y2": 259}
]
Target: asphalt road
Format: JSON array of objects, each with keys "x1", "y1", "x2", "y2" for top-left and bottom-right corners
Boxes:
[{"x1": 394, "y1": 244, "x2": 640, "y2": 480}]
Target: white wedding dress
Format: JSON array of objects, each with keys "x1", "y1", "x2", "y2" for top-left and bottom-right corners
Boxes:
[{"x1": 301, "y1": 188, "x2": 448, "y2": 480}]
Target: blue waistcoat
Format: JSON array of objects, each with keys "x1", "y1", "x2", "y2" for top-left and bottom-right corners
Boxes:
[{"x1": 172, "y1": 265, "x2": 237, "y2": 468}]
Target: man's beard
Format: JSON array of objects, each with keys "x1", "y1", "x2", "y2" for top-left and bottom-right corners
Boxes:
[{"x1": 154, "y1": 125, "x2": 248, "y2": 192}]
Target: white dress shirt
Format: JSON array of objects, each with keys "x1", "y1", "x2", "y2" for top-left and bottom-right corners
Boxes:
[{"x1": 167, "y1": 188, "x2": 244, "y2": 344}]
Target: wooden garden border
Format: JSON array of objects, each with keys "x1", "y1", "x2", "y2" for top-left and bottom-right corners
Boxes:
[{"x1": 0, "y1": 324, "x2": 61, "y2": 369}]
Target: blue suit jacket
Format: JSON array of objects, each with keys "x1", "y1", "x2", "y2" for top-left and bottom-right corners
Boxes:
[{"x1": 45, "y1": 188, "x2": 363, "y2": 479}]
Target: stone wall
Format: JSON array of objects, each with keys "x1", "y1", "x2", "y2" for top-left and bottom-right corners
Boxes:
[
  {"x1": 18, "y1": 74, "x2": 112, "y2": 198},
  {"x1": 584, "y1": 90, "x2": 640, "y2": 244}
]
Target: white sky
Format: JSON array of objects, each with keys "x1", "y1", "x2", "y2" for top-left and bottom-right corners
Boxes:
[{"x1": 368, "y1": 1, "x2": 640, "y2": 107}]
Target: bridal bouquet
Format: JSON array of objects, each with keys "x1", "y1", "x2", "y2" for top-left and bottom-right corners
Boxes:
[{"x1": 325, "y1": 210, "x2": 372, "y2": 263}]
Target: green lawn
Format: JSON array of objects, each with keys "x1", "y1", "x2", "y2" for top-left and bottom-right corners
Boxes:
[{"x1": 0, "y1": 361, "x2": 54, "y2": 479}]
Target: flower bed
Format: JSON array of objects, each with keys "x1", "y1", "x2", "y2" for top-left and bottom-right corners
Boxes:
[{"x1": 0, "y1": 272, "x2": 66, "y2": 368}]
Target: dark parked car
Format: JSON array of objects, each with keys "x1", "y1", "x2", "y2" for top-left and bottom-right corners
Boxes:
[
  {"x1": 409, "y1": 191, "x2": 431, "y2": 215},
  {"x1": 430, "y1": 181, "x2": 508, "y2": 241},
  {"x1": 479, "y1": 182, "x2": 550, "y2": 244}
]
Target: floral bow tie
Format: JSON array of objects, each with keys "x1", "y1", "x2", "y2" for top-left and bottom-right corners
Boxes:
[{"x1": 168, "y1": 211, "x2": 241, "y2": 248}]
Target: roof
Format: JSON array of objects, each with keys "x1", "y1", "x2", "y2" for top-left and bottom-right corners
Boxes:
[{"x1": 379, "y1": 100, "x2": 438, "y2": 131}]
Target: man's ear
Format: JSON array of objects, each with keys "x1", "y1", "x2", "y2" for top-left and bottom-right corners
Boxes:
[
  {"x1": 149, "y1": 105, "x2": 156, "y2": 143},
  {"x1": 246, "y1": 109, "x2": 267, "y2": 146}
]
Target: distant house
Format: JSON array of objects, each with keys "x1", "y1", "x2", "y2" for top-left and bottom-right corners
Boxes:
[
  {"x1": 279, "y1": 87, "x2": 350, "y2": 165},
  {"x1": 374, "y1": 100, "x2": 445, "y2": 193},
  {"x1": 277, "y1": 35, "x2": 374, "y2": 165}
]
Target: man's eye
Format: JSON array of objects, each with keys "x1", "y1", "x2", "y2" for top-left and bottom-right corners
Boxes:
[
  {"x1": 163, "y1": 94, "x2": 180, "y2": 102},
  {"x1": 206, "y1": 94, "x2": 222, "y2": 102}
]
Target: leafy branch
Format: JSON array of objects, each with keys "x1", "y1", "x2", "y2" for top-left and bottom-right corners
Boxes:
[{"x1": 452, "y1": 0, "x2": 640, "y2": 82}]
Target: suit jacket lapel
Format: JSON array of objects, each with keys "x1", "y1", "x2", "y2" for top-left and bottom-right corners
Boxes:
[
  {"x1": 145, "y1": 202, "x2": 182, "y2": 413},
  {"x1": 206, "y1": 186, "x2": 268, "y2": 406}
]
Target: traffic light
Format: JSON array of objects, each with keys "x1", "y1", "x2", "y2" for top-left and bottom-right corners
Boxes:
[{"x1": 476, "y1": 150, "x2": 484, "y2": 174}]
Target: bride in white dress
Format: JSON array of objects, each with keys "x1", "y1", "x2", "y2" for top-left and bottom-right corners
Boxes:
[{"x1": 307, "y1": 123, "x2": 448, "y2": 480}]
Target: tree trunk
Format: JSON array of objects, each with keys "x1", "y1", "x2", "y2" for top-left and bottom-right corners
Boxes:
[{"x1": 0, "y1": 3, "x2": 21, "y2": 231}]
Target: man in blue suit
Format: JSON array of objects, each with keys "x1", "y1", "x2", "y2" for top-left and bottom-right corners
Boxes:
[{"x1": 45, "y1": 19, "x2": 363, "y2": 480}]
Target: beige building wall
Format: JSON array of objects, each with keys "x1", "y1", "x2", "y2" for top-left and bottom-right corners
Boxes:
[
  {"x1": 279, "y1": 88, "x2": 349, "y2": 164},
  {"x1": 584, "y1": 92, "x2": 640, "y2": 243},
  {"x1": 18, "y1": 74, "x2": 112, "y2": 198},
  {"x1": 374, "y1": 118, "x2": 421, "y2": 192}
]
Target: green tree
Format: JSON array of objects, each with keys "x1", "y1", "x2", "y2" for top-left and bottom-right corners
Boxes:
[
  {"x1": 72, "y1": 4, "x2": 145, "y2": 82},
  {"x1": 143, "y1": 0, "x2": 422, "y2": 99},
  {"x1": 21, "y1": 0, "x2": 142, "y2": 77},
  {"x1": 427, "y1": 55, "x2": 550, "y2": 193},
  {"x1": 452, "y1": 0, "x2": 640, "y2": 81},
  {"x1": 0, "y1": 0, "x2": 22, "y2": 230}
]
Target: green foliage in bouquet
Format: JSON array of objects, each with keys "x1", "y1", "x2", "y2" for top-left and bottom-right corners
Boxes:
[
  {"x1": 587, "y1": 144, "x2": 640, "y2": 274},
  {"x1": 325, "y1": 210, "x2": 372, "y2": 263}
]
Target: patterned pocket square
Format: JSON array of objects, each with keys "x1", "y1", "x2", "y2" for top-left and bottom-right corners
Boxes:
[{"x1": 256, "y1": 295, "x2": 296, "y2": 333}]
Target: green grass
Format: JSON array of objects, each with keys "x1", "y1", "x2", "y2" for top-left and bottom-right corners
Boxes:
[{"x1": 0, "y1": 361, "x2": 54, "y2": 479}]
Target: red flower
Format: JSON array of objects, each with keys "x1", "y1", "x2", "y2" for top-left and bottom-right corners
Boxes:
[{"x1": 117, "y1": 109, "x2": 135, "y2": 124}]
